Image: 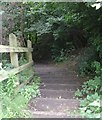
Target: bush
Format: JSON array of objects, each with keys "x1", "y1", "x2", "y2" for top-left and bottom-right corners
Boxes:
[
  {"x1": 0, "y1": 74, "x2": 40, "y2": 118},
  {"x1": 52, "y1": 49, "x2": 69, "y2": 62},
  {"x1": 0, "y1": 59, "x2": 41, "y2": 118},
  {"x1": 91, "y1": 35, "x2": 102, "y2": 60},
  {"x1": 78, "y1": 47, "x2": 99, "y2": 76},
  {"x1": 75, "y1": 61, "x2": 102, "y2": 118}
]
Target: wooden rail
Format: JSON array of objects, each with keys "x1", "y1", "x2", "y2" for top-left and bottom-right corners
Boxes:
[
  {"x1": 0, "y1": 61, "x2": 33, "y2": 82},
  {"x1": 0, "y1": 33, "x2": 34, "y2": 85},
  {"x1": 0, "y1": 45, "x2": 33, "y2": 53}
]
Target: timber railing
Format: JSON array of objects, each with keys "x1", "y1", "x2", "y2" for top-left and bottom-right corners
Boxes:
[{"x1": 0, "y1": 33, "x2": 34, "y2": 88}]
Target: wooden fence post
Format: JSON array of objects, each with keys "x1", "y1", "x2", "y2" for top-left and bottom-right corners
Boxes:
[
  {"x1": 9, "y1": 33, "x2": 19, "y2": 85},
  {"x1": 27, "y1": 40, "x2": 33, "y2": 71},
  {"x1": 27, "y1": 40, "x2": 33, "y2": 62}
]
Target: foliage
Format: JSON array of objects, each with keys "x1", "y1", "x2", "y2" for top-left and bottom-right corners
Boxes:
[
  {"x1": 2, "y1": 2, "x2": 102, "y2": 43},
  {"x1": 91, "y1": 35, "x2": 102, "y2": 60},
  {"x1": 52, "y1": 49, "x2": 69, "y2": 62},
  {"x1": 75, "y1": 33, "x2": 102, "y2": 118},
  {"x1": 1, "y1": 75, "x2": 29, "y2": 118},
  {"x1": 79, "y1": 93, "x2": 101, "y2": 118},
  {"x1": 1, "y1": 74, "x2": 40, "y2": 118},
  {"x1": 75, "y1": 61, "x2": 102, "y2": 118},
  {"x1": 78, "y1": 47, "x2": 99, "y2": 76},
  {"x1": 20, "y1": 83, "x2": 40, "y2": 100},
  {"x1": 78, "y1": 34, "x2": 102, "y2": 76},
  {"x1": 0, "y1": 59, "x2": 41, "y2": 118},
  {"x1": 2, "y1": 3, "x2": 90, "y2": 61}
]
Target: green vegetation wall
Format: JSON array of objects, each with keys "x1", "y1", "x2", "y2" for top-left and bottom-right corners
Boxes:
[{"x1": 1, "y1": 2, "x2": 102, "y2": 62}]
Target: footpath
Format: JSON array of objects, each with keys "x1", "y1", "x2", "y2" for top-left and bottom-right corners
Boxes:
[{"x1": 29, "y1": 63, "x2": 83, "y2": 118}]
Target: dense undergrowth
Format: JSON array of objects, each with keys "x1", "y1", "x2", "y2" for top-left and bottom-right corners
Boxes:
[
  {"x1": 74, "y1": 35, "x2": 102, "y2": 118},
  {"x1": 0, "y1": 58, "x2": 41, "y2": 118},
  {"x1": 75, "y1": 60, "x2": 102, "y2": 118}
]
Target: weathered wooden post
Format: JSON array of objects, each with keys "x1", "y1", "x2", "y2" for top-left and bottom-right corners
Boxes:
[
  {"x1": 27, "y1": 40, "x2": 33, "y2": 62},
  {"x1": 27, "y1": 40, "x2": 33, "y2": 71},
  {"x1": 9, "y1": 33, "x2": 19, "y2": 85}
]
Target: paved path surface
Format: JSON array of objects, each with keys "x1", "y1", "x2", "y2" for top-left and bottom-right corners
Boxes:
[{"x1": 29, "y1": 63, "x2": 82, "y2": 118}]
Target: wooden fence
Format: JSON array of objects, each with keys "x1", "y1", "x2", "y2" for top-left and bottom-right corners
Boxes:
[{"x1": 0, "y1": 33, "x2": 34, "y2": 86}]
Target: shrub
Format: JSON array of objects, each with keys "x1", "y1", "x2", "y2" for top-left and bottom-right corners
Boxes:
[
  {"x1": 52, "y1": 49, "x2": 69, "y2": 62},
  {"x1": 78, "y1": 47, "x2": 99, "y2": 76},
  {"x1": 91, "y1": 35, "x2": 102, "y2": 60},
  {"x1": 75, "y1": 61, "x2": 102, "y2": 118},
  {"x1": 0, "y1": 59, "x2": 41, "y2": 118}
]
